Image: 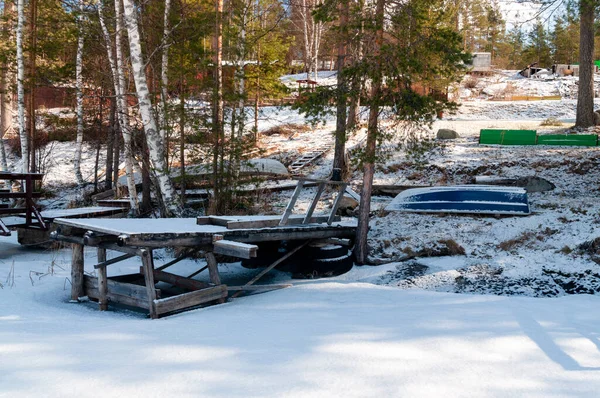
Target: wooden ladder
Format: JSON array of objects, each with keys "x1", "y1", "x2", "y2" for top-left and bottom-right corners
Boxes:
[{"x1": 279, "y1": 178, "x2": 347, "y2": 226}]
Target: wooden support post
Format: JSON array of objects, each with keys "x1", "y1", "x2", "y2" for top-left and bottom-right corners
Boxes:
[
  {"x1": 279, "y1": 180, "x2": 304, "y2": 226},
  {"x1": 303, "y1": 182, "x2": 325, "y2": 224},
  {"x1": 70, "y1": 243, "x2": 84, "y2": 301},
  {"x1": 327, "y1": 184, "x2": 347, "y2": 225},
  {"x1": 140, "y1": 249, "x2": 158, "y2": 319},
  {"x1": 97, "y1": 248, "x2": 108, "y2": 311},
  {"x1": 205, "y1": 252, "x2": 225, "y2": 304}
]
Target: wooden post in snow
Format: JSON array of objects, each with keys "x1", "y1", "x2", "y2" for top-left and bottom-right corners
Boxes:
[
  {"x1": 71, "y1": 243, "x2": 84, "y2": 301},
  {"x1": 97, "y1": 248, "x2": 108, "y2": 310}
]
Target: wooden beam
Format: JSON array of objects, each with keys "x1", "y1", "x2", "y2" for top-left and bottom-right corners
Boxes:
[
  {"x1": 97, "y1": 248, "x2": 108, "y2": 311},
  {"x1": 155, "y1": 248, "x2": 200, "y2": 271},
  {"x1": 227, "y1": 284, "x2": 292, "y2": 291},
  {"x1": 154, "y1": 285, "x2": 228, "y2": 316},
  {"x1": 149, "y1": 268, "x2": 210, "y2": 291},
  {"x1": 279, "y1": 180, "x2": 304, "y2": 226},
  {"x1": 226, "y1": 215, "x2": 340, "y2": 230},
  {"x1": 71, "y1": 243, "x2": 84, "y2": 301},
  {"x1": 328, "y1": 184, "x2": 347, "y2": 225},
  {"x1": 213, "y1": 240, "x2": 258, "y2": 259},
  {"x1": 140, "y1": 249, "x2": 158, "y2": 319},
  {"x1": 205, "y1": 252, "x2": 225, "y2": 304},
  {"x1": 93, "y1": 253, "x2": 136, "y2": 269},
  {"x1": 231, "y1": 241, "x2": 310, "y2": 299}
]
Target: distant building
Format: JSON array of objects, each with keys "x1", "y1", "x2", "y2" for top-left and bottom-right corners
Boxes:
[
  {"x1": 469, "y1": 52, "x2": 492, "y2": 72},
  {"x1": 553, "y1": 64, "x2": 579, "y2": 77}
]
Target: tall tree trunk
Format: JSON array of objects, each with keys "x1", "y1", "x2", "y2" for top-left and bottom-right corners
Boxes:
[
  {"x1": 160, "y1": 0, "x2": 171, "y2": 166},
  {"x1": 74, "y1": 1, "x2": 85, "y2": 185},
  {"x1": 105, "y1": 97, "x2": 115, "y2": 190},
  {"x1": 122, "y1": 0, "x2": 179, "y2": 217},
  {"x1": 179, "y1": 73, "x2": 186, "y2": 203},
  {"x1": 576, "y1": 0, "x2": 596, "y2": 128},
  {"x1": 16, "y1": 0, "x2": 28, "y2": 173},
  {"x1": 27, "y1": 0, "x2": 37, "y2": 172},
  {"x1": 333, "y1": 0, "x2": 348, "y2": 178},
  {"x1": 0, "y1": 0, "x2": 14, "y2": 171},
  {"x1": 347, "y1": 0, "x2": 364, "y2": 130},
  {"x1": 355, "y1": 0, "x2": 385, "y2": 265},
  {"x1": 98, "y1": 0, "x2": 139, "y2": 212},
  {"x1": 211, "y1": 0, "x2": 224, "y2": 214}
]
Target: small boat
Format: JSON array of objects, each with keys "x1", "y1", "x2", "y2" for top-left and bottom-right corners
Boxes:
[{"x1": 385, "y1": 185, "x2": 530, "y2": 216}]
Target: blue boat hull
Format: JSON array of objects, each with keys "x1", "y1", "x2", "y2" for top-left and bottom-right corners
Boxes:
[{"x1": 385, "y1": 186, "x2": 530, "y2": 216}]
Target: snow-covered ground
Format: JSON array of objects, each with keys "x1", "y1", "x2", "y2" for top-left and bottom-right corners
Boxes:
[
  {"x1": 3, "y1": 71, "x2": 600, "y2": 396},
  {"x1": 2, "y1": 235, "x2": 600, "y2": 397}
]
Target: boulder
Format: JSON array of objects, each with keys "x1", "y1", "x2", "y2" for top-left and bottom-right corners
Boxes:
[
  {"x1": 436, "y1": 129, "x2": 459, "y2": 140},
  {"x1": 336, "y1": 195, "x2": 359, "y2": 216},
  {"x1": 515, "y1": 176, "x2": 556, "y2": 193},
  {"x1": 594, "y1": 111, "x2": 600, "y2": 126}
]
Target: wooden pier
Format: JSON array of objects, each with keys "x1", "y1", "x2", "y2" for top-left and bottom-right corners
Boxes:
[{"x1": 51, "y1": 179, "x2": 357, "y2": 318}]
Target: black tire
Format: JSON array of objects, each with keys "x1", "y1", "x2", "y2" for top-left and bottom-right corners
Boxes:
[
  {"x1": 303, "y1": 242, "x2": 348, "y2": 260},
  {"x1": 292, "y1": 250, "x2": 354, "y2": 279}
]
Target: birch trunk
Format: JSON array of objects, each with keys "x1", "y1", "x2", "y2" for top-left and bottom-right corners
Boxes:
[
  {"x1": 112, "y1": 0, "x2": 140, "y2": 213},
  {"x1": 355, "y1": 0, "x2": 385, "y2": 264},
  {"x1": 16, "y1": 0, "x2": 28, "y2": 172},
  {"x1": 74, "y1": 1, "x2": 85, "y2": 185},
  {"x1": 0, "y1": 0, "x2": 14, "y2": 171},
  {"x1": 211, "y1": 0, "x2": 224, "y2": 214},
  {"x1": 160, "y1": 0, "x2": 171, "y2": 149},
  {"x1": 122, "y1": 0, "x2": 179, "y2": 216}
]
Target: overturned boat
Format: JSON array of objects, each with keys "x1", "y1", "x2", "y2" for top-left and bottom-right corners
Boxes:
[{"x1": 385, "y1": 185, "x2": 530, "y2": 216}]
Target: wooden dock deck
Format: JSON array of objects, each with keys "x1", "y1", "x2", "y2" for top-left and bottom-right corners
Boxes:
[{"x1": 52, "y1": 216, "x2": 357, "y2": 318}]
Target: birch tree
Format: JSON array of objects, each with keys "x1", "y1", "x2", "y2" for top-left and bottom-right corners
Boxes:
[
  {"x1": 16, "y1": 0, "x2": 28, "y2": 172},
  {"x1": 74, "y1": 0, "x2": 85, "y2": 184},
  {"x1": 0, "y1": 0, "x2": 14, "y2": 171},
  {"x1": 98, "y1": 0, "x2": 140, "y2": 213},
  {"x1": 122, "y1": 0, "x2": 179, "y2": 216},
  {"x1": 160, "y1": 0, "x2": 171, "y2": 149}
]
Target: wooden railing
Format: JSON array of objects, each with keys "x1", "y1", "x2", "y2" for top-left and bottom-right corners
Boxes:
[{"x1": 0, "y1": 172, "x2": 46, "y2": 236}]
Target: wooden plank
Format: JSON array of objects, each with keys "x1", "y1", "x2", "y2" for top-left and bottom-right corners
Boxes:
[
  {"x1": 150, "y1": 269, "x2": 210, "y2": 291},
  {"x1": 226, "y1": 215, "x2": 340, "y2": 230},
  {"x1": 227, "y1": 284, "x2": 292, "y2": 291},
  {"x1": 0, "y1": 219, "x2": 10, "y2": 236},
  {"x1": 155, "y1": 249, "x2": 199, "y2": 271},
  {"x1": 84, "y1": 275, "x2": 160, "y2": 302},
  {"x1": 97, "y1": 248, "x2": 108, "y2": 311},
  {"x1": 140, "y1": 249, "x2": 158, "y2": 319},
  {"x1": 213, "y1": 240, "x2": 258, "y2": 259},
  {"x1": 231, "y1": 241, "x2": 310, "y2": 299},
  {"x1": 0, "y1": 172, "x2": 44, "y2": 180},
  {"x1": 93, "y1": 253, "x2": 136, "y2": 269},
  {"x1": 85, "y1": 284, "x2": 150, "y2": 310},
  {"x1": 71, "y1": 243, "x2": 84, "y2": 301},
  {"x1": 297, "y1": 178, "x2": 347, "y2": 185},
  {"x1": 328, "y1": 184, "x2": 347, "y2": 225},
  {"x1": 154, "y1": 285, "x2": 228, "y2": 316},
  {"x1": 279, "y1": 180, "x2": 304, "y2": 226},
  {"x1": 205, "y1": 252, "x2": 225, "y2": 304}
]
